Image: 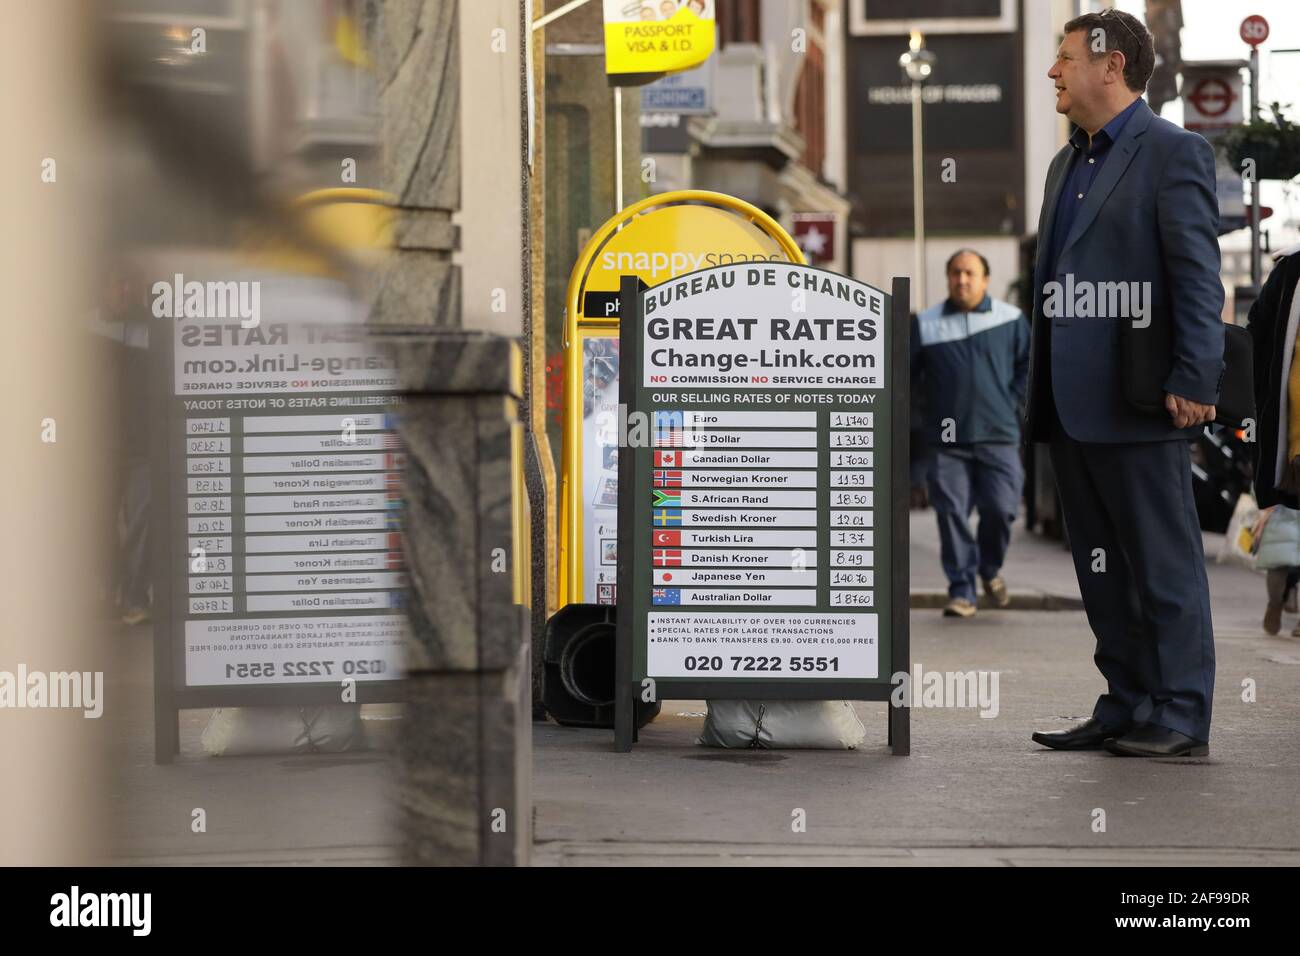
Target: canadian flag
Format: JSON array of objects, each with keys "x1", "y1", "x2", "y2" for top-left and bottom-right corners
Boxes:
[
  {"x1": 654, "y1": 450, "x2": 681, "y2": 467},
  {"x1": 652, "y1": 549, "x2": 682, "y2": 567}
]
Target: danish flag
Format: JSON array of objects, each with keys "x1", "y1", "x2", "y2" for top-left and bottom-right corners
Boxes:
[{"x1": 653, "y1": 549, "x2": 682, "y2": 567}]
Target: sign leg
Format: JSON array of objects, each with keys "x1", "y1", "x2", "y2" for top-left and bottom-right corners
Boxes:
[
  {"x1": 614, "y1": 686, "x2": 634, "y2": 752},
  {"x1": 889, "y1": 703, "x2": 910, "y2": 755},
  {"x1": 154, "y1": 702, "x2": 178, "y2": 764}
]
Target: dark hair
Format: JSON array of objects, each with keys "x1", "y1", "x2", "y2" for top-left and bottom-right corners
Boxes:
[
  {"x1": 1063, "y1": 9, "x2": 1155, "y2": 93},
  {"x1": 946, "y1": 248, "x2": 990, "y2": 278}
]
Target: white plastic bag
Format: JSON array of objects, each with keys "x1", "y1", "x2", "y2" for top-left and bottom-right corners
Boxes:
[
  {"x1": 697, "y1": 699, "x2": 866, "y2": 749},
  {"x1": 201, "y1": 705, "x2": 365, "y2": 756},
  {"x1": 1219, "y1": 492, "x2": 1260, "y2": 569}
]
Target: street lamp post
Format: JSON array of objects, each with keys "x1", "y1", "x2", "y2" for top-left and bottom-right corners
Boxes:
[{"x1": 900, "y1": 32, "x2": 935, "y2": 307}]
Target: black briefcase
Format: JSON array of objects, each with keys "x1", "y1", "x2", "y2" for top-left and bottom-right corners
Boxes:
[{"x1": 1122, "y1": 320, "x2": 1255, "y2": 429}]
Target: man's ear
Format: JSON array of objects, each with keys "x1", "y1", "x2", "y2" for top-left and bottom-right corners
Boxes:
[{"x1": 1106, "y1": 50, "x2": 1127, "y2": 85}]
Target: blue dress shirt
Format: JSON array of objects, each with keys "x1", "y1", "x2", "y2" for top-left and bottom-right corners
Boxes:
[{"x1": 1042, "y1": 96, "x2": 1145, "y2": 279}]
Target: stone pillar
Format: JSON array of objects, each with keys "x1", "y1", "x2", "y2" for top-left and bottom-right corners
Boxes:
[
  {"x1": 368, "y1": 0, "x2": 533, "y2": 865},
  {"x1": 382, "y1": 332, "x2": 532, "y2": 866}
]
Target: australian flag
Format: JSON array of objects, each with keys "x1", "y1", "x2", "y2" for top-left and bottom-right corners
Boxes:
[{"x1": 651, "y1": 587, "x2": 681, "y2": 606}]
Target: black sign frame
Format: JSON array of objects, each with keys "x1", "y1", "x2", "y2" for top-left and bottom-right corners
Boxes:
[
  {"x1": 614, "y1": 270, "x2": 911, "y2": 753},
  {"x1": 149, "y1": 316, "x2": 404, "y2": 764}
]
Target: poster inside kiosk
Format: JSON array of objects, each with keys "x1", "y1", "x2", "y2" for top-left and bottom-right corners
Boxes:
[
  {"x1": 560, "y1": 191, "x2": 804, "y2": 611},
  {"x1": 614, "y1": 263, "x2": 910, "y2": 752}
]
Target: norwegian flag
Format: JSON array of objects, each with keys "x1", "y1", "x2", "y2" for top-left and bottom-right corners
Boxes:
[
  {"x1": 652, "y1": 529, "x2": 681, "y2": 547},
  {"x1": 384, "y1": 473, "x2": 402, "y2": 491},
  {"x1": 654, "y1": 450, "x2": 681, "y2": 467},
  {"x1": 385, "y1": 551, "x2": 405, "y2": 570},
  {"x1": 653, "y1": 470, "x2": 682, "y2": 488},
  {"x1": 653, "y1": 549, "x2": 682, "y2": 567}
]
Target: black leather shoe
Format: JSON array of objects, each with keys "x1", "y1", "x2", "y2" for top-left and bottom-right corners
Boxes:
[
  {"x1": 1104, "y1": 725, "x2": 1208, "y2": 757},
  {"x1": 1031, "y1": 717, "x2": 1130, "y2": 751}
]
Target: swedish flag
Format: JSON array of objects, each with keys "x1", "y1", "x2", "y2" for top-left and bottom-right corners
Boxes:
[{"x1": 653, "y1": 508, "x2": 682, "y2": 526}]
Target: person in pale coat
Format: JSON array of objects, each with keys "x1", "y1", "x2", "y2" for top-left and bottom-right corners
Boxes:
[{"x1": 1246, "y1": 239, "x2": 1300, "y2": 634}]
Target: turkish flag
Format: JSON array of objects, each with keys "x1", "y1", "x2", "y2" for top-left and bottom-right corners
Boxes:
[
  {"x1": 652, "y1": 529, "x2": 680, "y2": 547},
  {"x1": 654, "y1": 450, "x2": 681, "y2": 467}
]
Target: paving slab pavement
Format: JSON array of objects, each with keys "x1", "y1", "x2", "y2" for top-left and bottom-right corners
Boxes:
[
  {"x1": 532, "y1": 616, "x2": 1300, "y2": 864},
  {"x1": 532, "y1": 525, "x2": 1300, "y2": 864},
  {"x1": 106, "y1": 509, "x2": 1297, "y2": 866}
]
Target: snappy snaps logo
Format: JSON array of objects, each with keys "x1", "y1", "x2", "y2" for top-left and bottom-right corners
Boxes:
[
  {"x1": 50, "y1": 887, "x2": 151, "y2": 936},
  {"x1": 152, "y1": 273, "x2": 261, "y2": 329},
  {"x1": 598, "y1": 248, "x2": 786, "y2": 282},
  {"x1": 0, "y1": 665, "x2": 102, "y2": 718}
]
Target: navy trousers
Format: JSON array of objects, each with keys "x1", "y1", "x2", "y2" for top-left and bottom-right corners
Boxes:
[
  {"x1": 1048, "y1": 429, "x2": 1216, "y2": 742},
  {"x1": 927, "y1": 443, "x2": 1023, "y2": 602}
]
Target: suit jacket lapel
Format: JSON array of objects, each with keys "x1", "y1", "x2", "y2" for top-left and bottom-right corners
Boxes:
[
  {"x1": 1056, "y1": 100, "x2": 1154, "y2": 264},
  {"x1": 1038, "y1": 146, "x2": 1072, "y2": 250}
]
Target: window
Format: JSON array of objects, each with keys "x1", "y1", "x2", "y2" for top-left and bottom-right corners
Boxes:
[
  {"x1": 717, "y1": 0, "x2": 760, "y2": 46},
  {"x1": 794, "y1": 35, "x2": 826, "y2": 174}
]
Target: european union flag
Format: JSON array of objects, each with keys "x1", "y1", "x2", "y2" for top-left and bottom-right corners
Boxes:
[
  {"x1": 654, "y1": 410, "x2": 684, "y2": 429},
  {"x1": 652, "y1": 508, "x2": 682, "y2": 526},
  {"x1": 651, "y1": 587, "x2": 681, "y2": 606}
]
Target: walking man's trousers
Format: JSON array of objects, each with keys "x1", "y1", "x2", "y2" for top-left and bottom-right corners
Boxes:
[{"x1": 927, "y1": 443, "x2": 1023, "y2": 602}]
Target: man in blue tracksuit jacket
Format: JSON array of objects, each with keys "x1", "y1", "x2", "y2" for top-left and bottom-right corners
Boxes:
[{"x1": 912, "y1": 249, "x2": 1030, "y2": 618}]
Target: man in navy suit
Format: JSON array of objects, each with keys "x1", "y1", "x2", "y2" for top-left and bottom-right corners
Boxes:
[{"x1": 1026, "y1": 9, "x2": 1224, "y2": 758}]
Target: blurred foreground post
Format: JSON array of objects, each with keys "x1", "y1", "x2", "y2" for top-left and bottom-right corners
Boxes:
[
  {"x1": 0, "y1": 1, "x2": 109, "y2": 865},
  {"x1": 368, "y1": 0, "x2": 533, "y2": 865}
]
